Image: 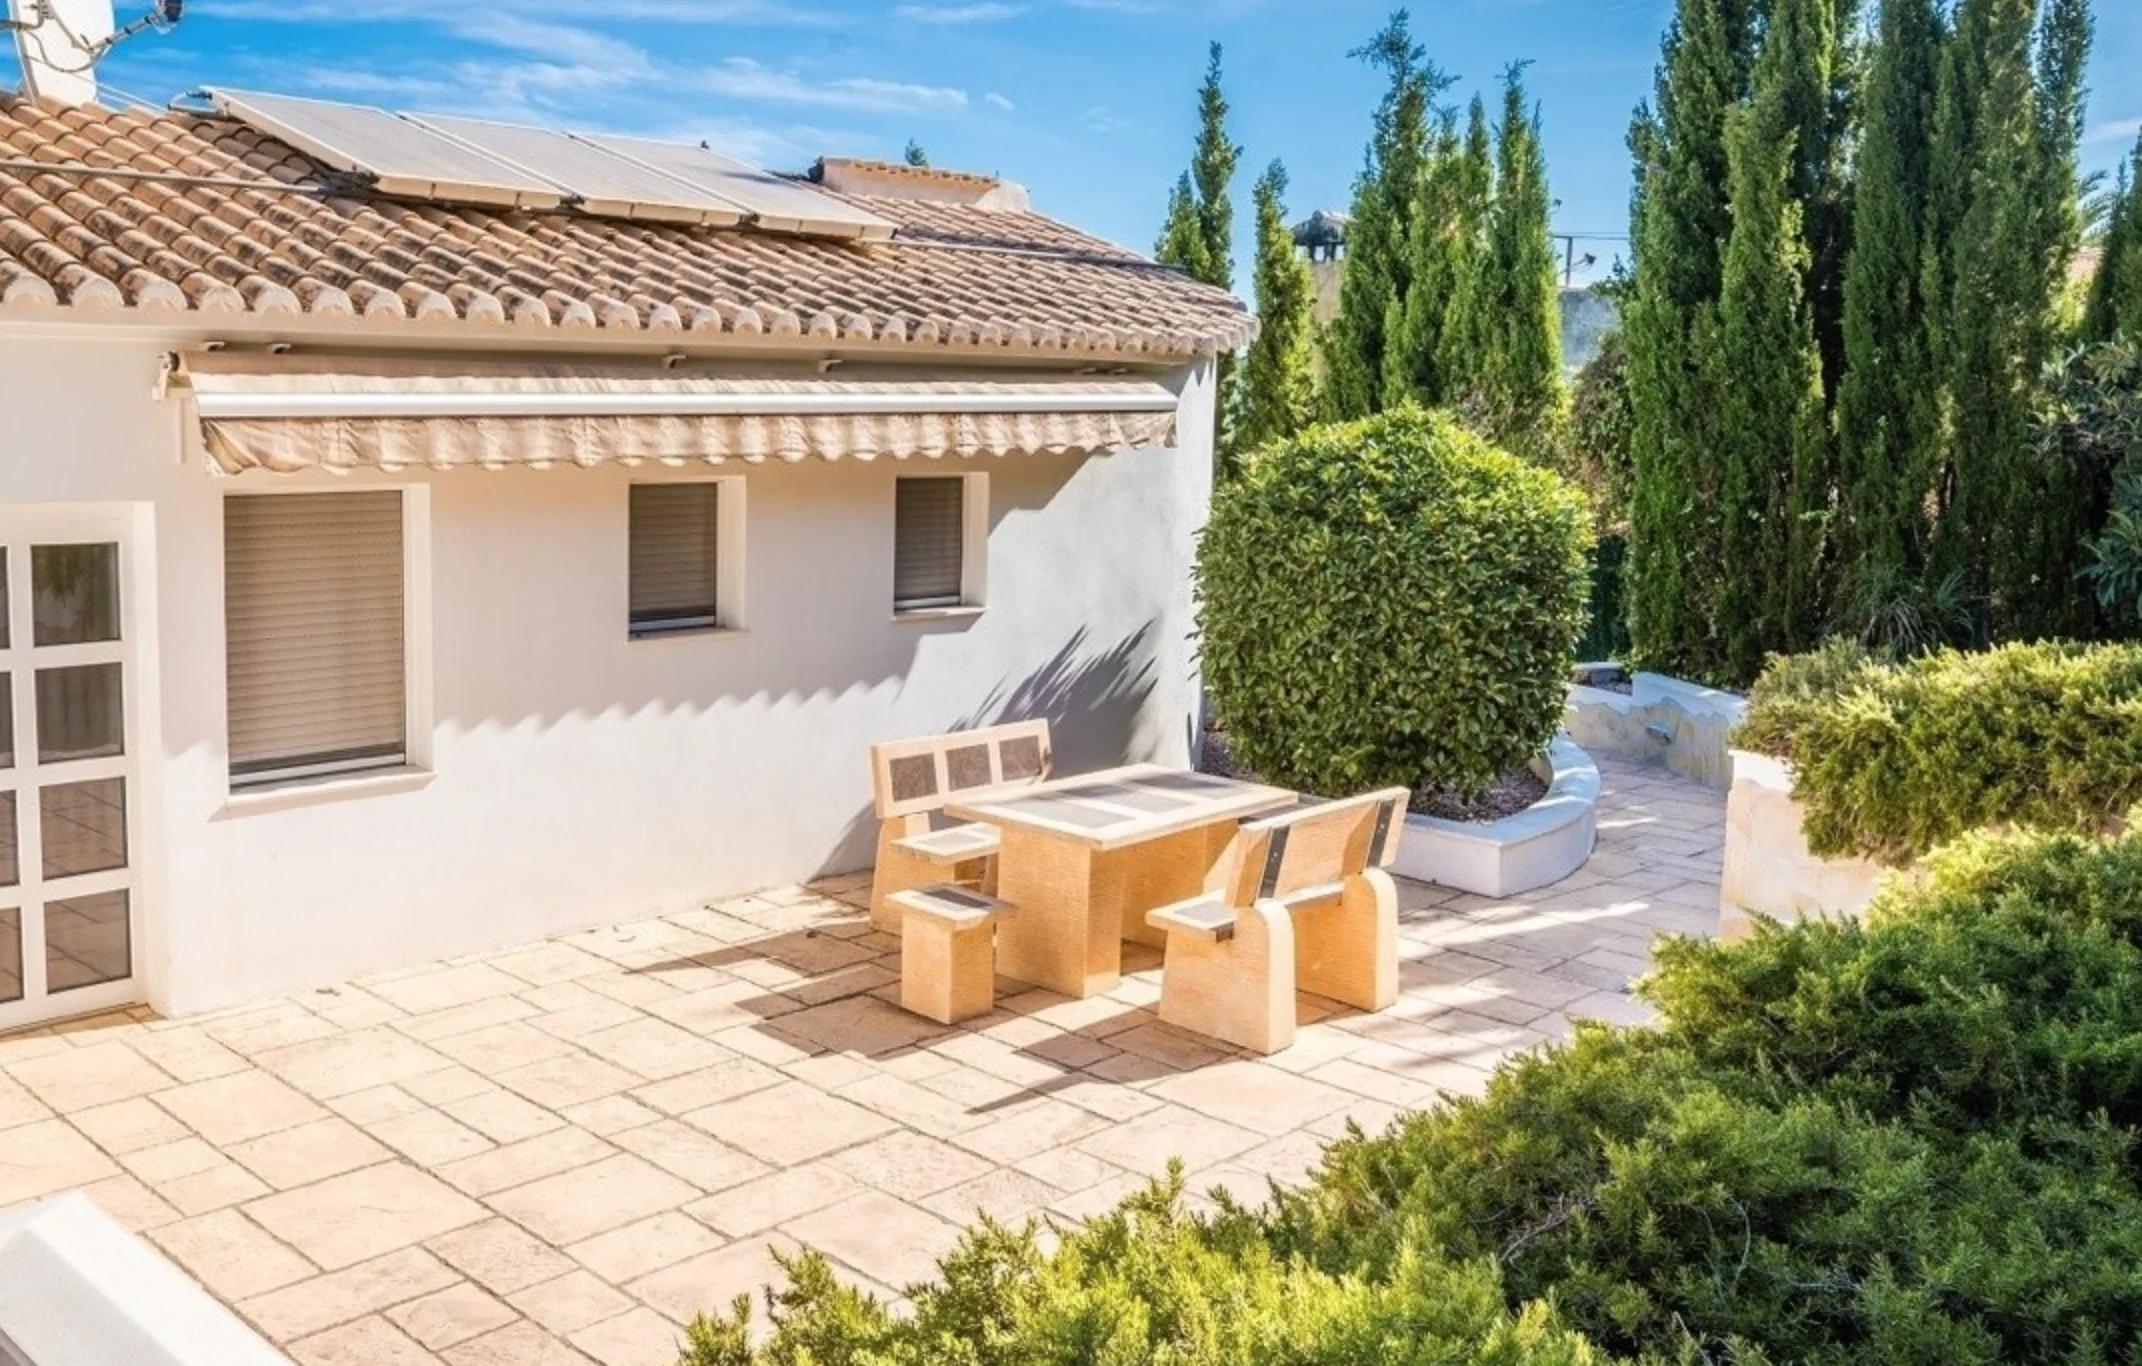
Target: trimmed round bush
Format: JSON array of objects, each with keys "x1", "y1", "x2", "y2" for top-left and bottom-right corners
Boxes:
[{"x1": 1197, "y1": 408, "x2": 1593, "y2": 798}]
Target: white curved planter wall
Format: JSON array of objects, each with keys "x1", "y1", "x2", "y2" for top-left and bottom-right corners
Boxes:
[
  {"x1": 1719, "y1": 748, "x2": 1894, "y2": 940},
  {"x1": 1391, "y1": 735, "x2": 1600, "y2": 897},
  {"x1": 1564, "y1": 668, "x2": 1747, "y2": 789},
  {"x1": 0, "y1": 1194, "x2": 294, "y2": 1366}
]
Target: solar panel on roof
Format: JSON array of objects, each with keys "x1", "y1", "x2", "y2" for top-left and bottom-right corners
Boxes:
[
  {"x1": 406, "y1": 115, "x2": 749, "y2": 227},
  {"x1": 580, "y1": 134, "x2": 898, "y2": 241},
  {"x1": 207, "y1": 89, "x2": 566, "y2": 210}
]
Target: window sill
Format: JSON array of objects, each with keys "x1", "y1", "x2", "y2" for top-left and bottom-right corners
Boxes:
[
  {"x1": 627, "y1": 624, "x2": 747, "y2": 644},
  {"x1": 891, "y1": 605, "x2": 985, "y2": 624},
  {"x1": 218, "y1": 765, "x2": 434, "y2": 818}
]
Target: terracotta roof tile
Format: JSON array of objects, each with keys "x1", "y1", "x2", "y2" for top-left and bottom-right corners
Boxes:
[{"x1": 0, "y1": 97, "x2": 1252, "y2": 360}]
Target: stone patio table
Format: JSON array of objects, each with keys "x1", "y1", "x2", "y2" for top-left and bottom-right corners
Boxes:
[{"x1": 947, "y1": 765, "x2": 1296, "y2": 999}]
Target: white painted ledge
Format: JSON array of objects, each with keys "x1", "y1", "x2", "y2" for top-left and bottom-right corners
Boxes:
[
  {"x1": 1718, "y1": 748, "x2": 1893, "y2": 940},
  {"x1": 0, "y1": 1194, "x2": 294, "y2": 1366},
  {"x1": 1391, "y1": 735, "x2": 1600, "y2": 898}
]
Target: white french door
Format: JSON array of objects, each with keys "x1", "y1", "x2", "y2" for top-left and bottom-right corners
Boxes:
[{"x1": 0, "y1": 505, "x2": 152, "y2": 1033}]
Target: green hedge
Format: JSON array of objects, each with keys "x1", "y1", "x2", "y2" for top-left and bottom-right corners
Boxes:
[
  {"x1": 1735, "y1": 640, "x2": 2142, "y2": 862},
  {"x1": 681, "y1": 825, "x2": 2142, "y2": 1366},
  {"x1": 1196, "y1": 407, "x2": 1592, "y2": 798}
]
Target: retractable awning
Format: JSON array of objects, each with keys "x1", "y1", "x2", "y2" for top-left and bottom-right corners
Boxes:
[{"x1": 178, "y1": 353, "x2": 1182, "y2": 474}]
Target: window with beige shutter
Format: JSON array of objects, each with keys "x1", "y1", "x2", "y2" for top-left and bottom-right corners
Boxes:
[
  {"x1": 629, "y1": 484, "x2": 723, "y2": 635},
  {"x1": 223, "y1": 492, "x2": 408, "y2": 787},
  {"x1": 894, "y1": 476, "x2": 968, "y2": 612}
]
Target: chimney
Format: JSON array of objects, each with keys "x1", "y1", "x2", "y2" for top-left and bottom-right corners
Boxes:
[
  {"x1": 812, "y1": 157, "x2": 1031, "y2": 213},
  {"x1": 9, "y1": 0, "x2": 113, "y2": 106}
]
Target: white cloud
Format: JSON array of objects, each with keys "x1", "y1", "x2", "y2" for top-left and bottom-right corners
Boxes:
[
  {"x1": 702, "y1": 59, "x2": 969, "y2": 115},
  {"x1": 983, "y1": 91, "x2": 1016, "y2": 112},
  {"x1": 2088, "y1": 117, "x2": 2142, "y2": 146},
  {"x1": 893, "y1": 3, "x2": 1023, "y2": 21},
  {"x1": 1081, "y1": 104, "x2": 1129, "y2": 133}
]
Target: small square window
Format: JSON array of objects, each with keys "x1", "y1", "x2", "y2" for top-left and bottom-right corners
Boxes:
[
  {"x1": 630, "y1": 484, "x2": 728, "y2": 636},
  {"x1": 894, "y1": 477, "x2": 970, "y2": 613}
]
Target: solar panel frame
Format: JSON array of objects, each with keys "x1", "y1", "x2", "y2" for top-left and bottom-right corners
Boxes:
[
  {"x1": 578, "y1": 134, "x2": 898, "y2": 241},
  {"x1": 206, "y1": 89, "x2": 567, "y2": 210},
  {"x1": 404, "y1": 114, "x2": 750, "y2": 227}
]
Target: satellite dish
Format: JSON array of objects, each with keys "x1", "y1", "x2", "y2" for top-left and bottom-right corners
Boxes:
[{"x1": 10, "y1": 0, "x2": 115, "y2": 106}]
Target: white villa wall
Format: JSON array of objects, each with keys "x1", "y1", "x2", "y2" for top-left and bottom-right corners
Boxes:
[{"x1": 0, "y1": 328, "x2": 1213, "y2": 1015}]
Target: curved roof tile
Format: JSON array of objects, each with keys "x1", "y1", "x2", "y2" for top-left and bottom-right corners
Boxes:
[{"x1": 0, "y1": 97, "x2": 1254, "y2": 360}]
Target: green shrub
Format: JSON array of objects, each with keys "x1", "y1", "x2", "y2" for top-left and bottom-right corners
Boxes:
[
  {"x1": 1734, "y1": 639, "x2": 2142, "y2": 861},
  {"x1": 1196, "y1": 407, "x2": 1593, "y2": 797},
  {"x1": 686, "y1": 825, "x2": 2142, "y2": 1366},
  {"x1": 678, "y1": 1177, "x2": 1610, "y2": 1366}
]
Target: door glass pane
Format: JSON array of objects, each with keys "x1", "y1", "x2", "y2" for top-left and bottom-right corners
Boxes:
[
  {"x1": 0, "y1": 673, "x2": 12, "y2": 770},
  {"x1": 0, "y1": 906, "x2": 18, "y2": 1004},
  {"x1": 0, "y1": 552, "x2": 9, "y2": 650},
  {"x1": 45, "y1": 890, "x2": 128, "y2": 993},
  {"x1": 0, "y1": 793, "x2": 15, "y2": 889},
  {"x1": 41, "y1": 779, "x2": 124, "y2": 880},
  {"x1": 36, "y1": 664, "x2": 123, "y2": 763},
  {"x1": 33, "y1": 544, "x2": 119, "y2": 647}
]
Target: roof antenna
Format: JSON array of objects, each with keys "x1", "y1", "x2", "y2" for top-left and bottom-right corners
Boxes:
[{"x1": 7, "y1": 1, "x2": 183, "y2": 106}]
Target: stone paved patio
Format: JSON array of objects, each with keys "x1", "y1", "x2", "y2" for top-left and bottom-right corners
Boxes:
[{"x1": 0, "y1": 757, "x2": 1723, "y2": 1366}]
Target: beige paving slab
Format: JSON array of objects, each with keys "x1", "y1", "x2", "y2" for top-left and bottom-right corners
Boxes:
[
  {"x1": 570, "y1": 1305, "x2": 688, "y2": 1366},
  {"x1": 682, "y1": 1080, "x2": 897, "y2": 1166},
  {"x1": 426, "y1": 1217, "x2": 578, "y2": 1296},
  {"x1": 625, "y1": 1234, "x2": 800, "y2": 1326},
  {"x1": 436, "y1": 1125, "x2": 614, "y2": 1199},
  {"x1": 248, "y1": 1162, "x2": 488, "y2": 1270},
  {"x1": 508, "y1": 1269, "x2": 637, "y2": 1336},
  {"x1": 1073, "y1": 1105, "x2": 1263, "y2": 1175},
  {"x1": 611, "y1": 1118, "x2": 773, "y2": 1193},
  {"x1": 388, "y1": 1282, "x2": 522, "y2": 1352},
  {"x1": 442, "y1": 1319, "x2": 597, "y2": 1366},
  {"x1": 69, "y1": 1096, "x2": 191, "y2": 1154},
  {"x1": 486, "y1": 1154, "x2": 701, "y2": 1246},
  {"x1": 289, "y1": 1314, "x2": 445, "y2": 1366},
  {"x1": 147, "y1": 1208, "x2": 316, "y2": 1302},
  {"x1": 574, "y1": 1018, "x2": 736, "y2": 1081},
  {"x1": 227, "y1": 1116, "x2": 397, "y2": 1190},
  {"x1": 370, "y1": 1107, "x2": 499, "y2": 1167},
  {"x1": 0, "y1": 1118, "x2": 120, "y2": 1204},
  {"x1": 565, "y1": 1211, "x2": 726, "y2": 1284},
  {"x1": 152, "y1": 1070, "x2": 330, "y2": 1146},
  {"x1": 237, "y1": 1246, "x2": 461, "y2": 1342},
  {"x1": 77, "y1": 1172, "x2": 182, "y2": 1232},
  {"x1": 783, "y1": 1189, "x2": 963, "y2": 1291},
  {"x1": 827, "y1": 1130, "x2": 995, "y2": 1201},
  {"x1": 1146, "y1": 1061, "x2": 1355, "y2": 1138},
  {"x1": 255, "y1": 1027, "x2": 454, "y2": 1101},
  {"x1": 7, "y1": 1041, "x2": 173, "y2": 1113},
  {"x1": 683, "y1": 1162, "x2": 864, "y2": 1239}
]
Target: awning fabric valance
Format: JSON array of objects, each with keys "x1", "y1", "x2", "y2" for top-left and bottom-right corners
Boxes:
[{"x1": 179, "y1": 353, "x2": 1182, "y2": 474}]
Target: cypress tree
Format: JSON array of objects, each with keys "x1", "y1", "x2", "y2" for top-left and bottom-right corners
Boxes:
[
  {"x1": 1835, "y1": 0, "x2": 1943, "y2": 605},
  {"x1": 1436, "y1": 98, "x2": 1496, "y2": 401},
  {"x1": 1237, "y1": 160, "x2": 1319, "y2": 465},
  {"x1": 1476, "y1": 64, "x2": 1563, "y2": 444},
  {"x1": 1155, "y1": 43, "x2": 1242, "y2": 459},
  {"x1": 1320, "y1": 11, "x2": 1446, "y2": 419},
  {"x1": 1713, "y1": 0, "x2": 1833, "y2": 681},
  {"x1": 1382, "y1": 113, "x2": 1462, "y2": 408},
  {"x1": 2086, "y1": 136, "x2": 2142, "y2": 342},
  {"x1": 1622, "y1": 0, "x2": 1762, "y2": 678},
  {"x1": 1923, "y1": 0, "x2": 2091, "y2": 636}
]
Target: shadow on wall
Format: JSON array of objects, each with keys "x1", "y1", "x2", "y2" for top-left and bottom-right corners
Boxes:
[{"x1": 809, "y1": 622, "x2": 1161, "y2": 877}]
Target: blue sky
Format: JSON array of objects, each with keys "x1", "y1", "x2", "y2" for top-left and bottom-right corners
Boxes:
[{"x1": 56, "y1": 0, "x2": 2142, "y2": 285}]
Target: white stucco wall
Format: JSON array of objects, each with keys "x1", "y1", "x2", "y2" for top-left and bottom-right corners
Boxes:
[{"x1": 0, "y1": 325, "x2": 1214, "y2": 1015}]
